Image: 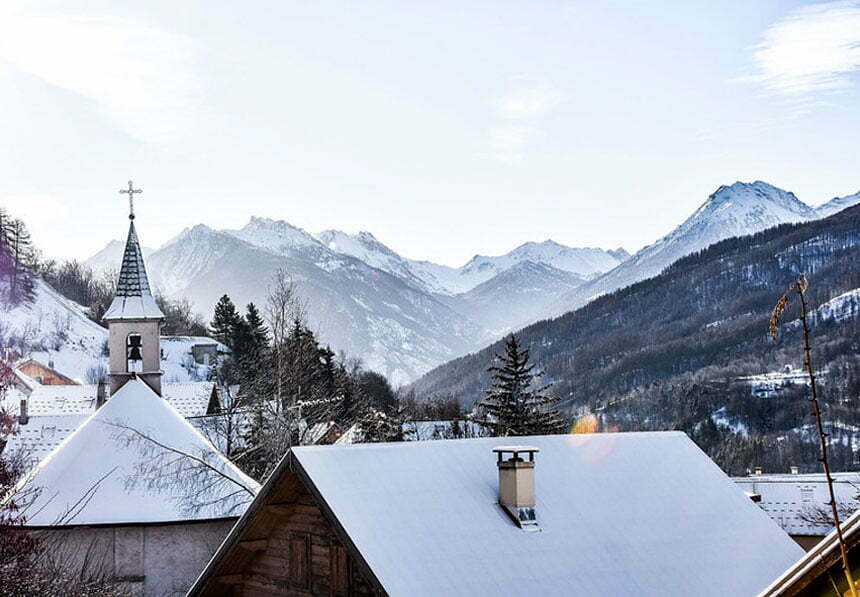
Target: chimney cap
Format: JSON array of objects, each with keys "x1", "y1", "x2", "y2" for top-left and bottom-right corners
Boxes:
[{"x1": 492, "y1": 445, "x2": 540, "y2": 455}]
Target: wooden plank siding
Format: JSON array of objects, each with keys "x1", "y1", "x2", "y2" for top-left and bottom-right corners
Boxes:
[{"x1": 197, "y1": 466, "x2": 379, "y2": 597}]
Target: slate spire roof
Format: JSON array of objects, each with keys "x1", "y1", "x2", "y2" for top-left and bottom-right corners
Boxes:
[
  {"x1": 116, "y1": 220, "x2": 151, "y2": 297},
  {"x1": 103, "y1": 220, "x2": 164, "y2": 321}
]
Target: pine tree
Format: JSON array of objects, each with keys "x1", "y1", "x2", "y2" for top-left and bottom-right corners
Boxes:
[
  {"x1": 4, "y1": 218, "x2": 35, "y2": 305},
  {"x1": 477, "y1": 334, "x2": 564, "y2": 437},
  {"x1": 210, "y1": 295, "x2": 241, "y2": 347},
  {"x1": 244, "y1": 303, "x2": 269, "y2": 360}
]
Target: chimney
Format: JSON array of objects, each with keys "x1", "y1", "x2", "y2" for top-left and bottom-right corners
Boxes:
[
  {"x1": 754, "y1": 466, "x2": 763, "y2": 476},
  {"x1": 790, "y1": 465, "x2": 799, "y2": 475},
  {"x1": 96, "y1": 379, "x2": 107, "y2": 409},
  {"x1": 19, "y1": 399, "x2": 29, "y2": 426},
  {"x1": 493, "y1": 446, "x2": 540, "y2": 531}
]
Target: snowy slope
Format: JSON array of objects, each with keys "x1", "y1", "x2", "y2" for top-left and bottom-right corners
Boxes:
[
  {"x1": 85, "y1": 238, "x2": 153, "y2": 274},
  {"x1": 317, "y1": 231, "x2": 622, "y2": 295},
  {"x1": 456, "y1": 261, "x2": 585, "y2": 334},
  {"x1": 815, "y1": 190, "x2": 860, "y2": 219},
  {"x1": 806, "y1": 288, "x2": 860, "y2": 326},
  {"x1": 549, "y1": 181, "x2": 818, "y2": 316},
  {"x1": 1, "y1": 279, "x2": 224, "y2": 383},
  {"x1": 1, "y1": 279, "x2": 107, "y2": 382},
  {"x1": 316, "y1": 229, "x2": 433, "y2": 292},
  {"x1": 144, "y1": 222, "x2": 485, "y2": 384}
]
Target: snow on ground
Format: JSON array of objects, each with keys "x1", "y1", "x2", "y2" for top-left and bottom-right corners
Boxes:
[
  {"x1": 736, "y1": 366, "x2": 811, "y2": 398},
  {"x1": 1, "y1": 280, "x2": 224, "y2": 383},
  {"x1": 1, "y1": 279, "x2": 108, "y2": 382},
  {"x1": 711, "y1": 407, "x2": 749, "y2": 438}
]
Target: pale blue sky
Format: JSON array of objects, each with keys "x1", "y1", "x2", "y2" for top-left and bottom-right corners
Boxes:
[{"x1": 1, "y1": 1, "x2": 858, "y2": 266}]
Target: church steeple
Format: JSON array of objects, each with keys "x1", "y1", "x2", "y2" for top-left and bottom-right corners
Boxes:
[{"x1": 103, "y1": 181, "x2": 164, "y2": 396}]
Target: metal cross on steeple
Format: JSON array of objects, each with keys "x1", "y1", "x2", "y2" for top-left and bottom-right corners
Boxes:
[{"x1": 119, "y1": 180, "x2": 143, "y2": 220}]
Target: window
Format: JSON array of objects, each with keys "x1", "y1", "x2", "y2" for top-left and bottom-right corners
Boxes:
[
  {"x1": 288, "y1": 532, "x2": 311, "y2": 590},
  {"x1": 127, "y1": 334, "x2": 143, "y2": 372},
  {"x1": 330, "y1": 543, "x2": 351, "y2": 597}
]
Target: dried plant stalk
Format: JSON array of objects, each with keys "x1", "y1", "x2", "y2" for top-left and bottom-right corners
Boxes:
[{"x1": 771, "y1": 275, "x2": 857, "y2": 597}]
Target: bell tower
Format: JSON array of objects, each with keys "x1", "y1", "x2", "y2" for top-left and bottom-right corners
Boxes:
[{"x1": 103, "y1": 181, "x2": 165, "y2": 396}]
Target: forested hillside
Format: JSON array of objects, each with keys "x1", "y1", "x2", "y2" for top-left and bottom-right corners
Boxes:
[{"x1": 413, "y1": 205, "x2": 860, "y2": 473}]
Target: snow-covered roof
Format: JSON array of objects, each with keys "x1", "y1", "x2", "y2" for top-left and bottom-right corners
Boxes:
[
  {"x1": 8, "y1": 378, "x2": 258, "y2": 526},
  {"x1": 733, "y1": 472, "x2": 860, "y2": 536},
  {"x1": 197, "y1": 432, "x2": 803, "y2": 596},
  {"x1": 18, "y1": 381, "x2": 215, "y2": 418},
  {"x1": 3, "y1": 414, "x2": 90, "y2": 464},
  {"x1": 103, "y1": 220, "x2": 164, "y2": 321},
  {"x1": 759, "y1": 504, "x2": 860, "y2": 595}
]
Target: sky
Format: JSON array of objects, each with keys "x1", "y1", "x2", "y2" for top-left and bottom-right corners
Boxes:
[{"x1": 0, "y1": 0, "x2": 858, "y2": 266}]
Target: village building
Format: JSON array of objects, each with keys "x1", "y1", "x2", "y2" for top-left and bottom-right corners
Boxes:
[
  {"x1": 189, "y1": 432, "x2": 803, "y2": 597},
  {"x1": 735, "y1": 470, "x2": 860, "y2": 551},
  {"x1": 759, "y1": 506, "x2": 860, "y2": 596},
  {"x1": 3, "y1": 194, "x2": 259, "y2": 596},
  {"x1": 14, "y1": 357, "x2": 78, "y2": 386}
]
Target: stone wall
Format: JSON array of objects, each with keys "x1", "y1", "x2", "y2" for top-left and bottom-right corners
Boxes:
[{"x1": 37, "y1": 518, "x2": 236, "y2": 596}]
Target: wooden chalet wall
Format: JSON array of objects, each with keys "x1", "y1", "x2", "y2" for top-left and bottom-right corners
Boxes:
[
  {"x1": 197, "y1": 469, "x2": 379, "y2": 597},
  {"x1": 17, "y1": 360, "x2": 76, "y2": 386}
]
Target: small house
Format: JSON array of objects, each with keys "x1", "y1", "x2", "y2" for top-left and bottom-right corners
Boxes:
[{"x1": 189, "y1": 432, "x2": 802, "y2": 596}]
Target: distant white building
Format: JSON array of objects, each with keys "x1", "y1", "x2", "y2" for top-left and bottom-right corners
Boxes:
[
  {"x1": 2, "y1": 204, "x2": 259, "y2": 596},
  {"x1": 734, "y1": 470, "x2": 860, "y2": 551}
]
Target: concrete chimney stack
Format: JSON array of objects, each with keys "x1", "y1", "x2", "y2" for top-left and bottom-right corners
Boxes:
[
  {"x1": 493, "y1": 446, "x2": 539, "y2": 530},
  {"x1": 19, "y1": 399, "x2": 29, "y2": 426}
]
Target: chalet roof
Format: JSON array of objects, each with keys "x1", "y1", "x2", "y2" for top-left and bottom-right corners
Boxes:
[
  {"x1": 192, "y1": 432, "x2": 803, "y2": 596},
  {"x1": 15, "y1": 358, "x2": 78, "y2": 385},
  {"x1": 733, "y1": 472, "x2": 860, "y2": 536},
  {"x1": 3, "y1": 414, "x2": 90, "y2": 464},
  {"x1": 6, "y1": 381, "x2": 216, "y2": 418},
  {"x1": 7, "y1": 378, "x2": 258, "y2": 526},
  {"x1": 758, "y1": 506, "x2": 860, "y2": 595},
  {"x1": 103, "y1": 220, "x2": 164, "y2": 321}
]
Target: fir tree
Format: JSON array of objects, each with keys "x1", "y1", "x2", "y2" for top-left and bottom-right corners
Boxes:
[
  {"x1": 245, "y1": 303, "x2": 269, "y2": 348},
  {"x1": 210, "y1": 294, "x2": 241, "y2": 347},
  {"x1": 477, "y1": 334, "x2": 564, "y2": 437}
]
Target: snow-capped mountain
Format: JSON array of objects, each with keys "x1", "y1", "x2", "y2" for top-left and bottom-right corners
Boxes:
[
  {"x1": 142, "y1": 220, "x2": 485, "y2": 384},
  {"x1": 83, "y1": 180, "x2": 857, "y2": 383},
  {"x1": 316, "y1": 229, "x2": 436, "y2": 293},
  {"x1": 454, "y1": 260, "x2": 585, "y2": 334},
  {"x1": 815, "y1": 190, "x2": 860, "y2": 219},
  {"x1": 316, "y1": 231, "x2": 623, "y2": 295},
  {"x1": 85, "y1": 239, "x2": 153, "y2": 275},
  {"x1": 548, "y1": 181, "x2": 825, "y2": 316}
]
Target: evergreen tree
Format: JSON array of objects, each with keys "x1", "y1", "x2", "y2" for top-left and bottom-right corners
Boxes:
[
  {"x1": 245, "y1": 303, "x2": 269, "y2": 349},
  {"x1": 210, "y1": 295, "x2": 241, "y2": 347},
  {"x1": 0, "y1": 217, "x2": 36, "y2": 306},
  {"x1": 477, "y1": 334, "x2": 564, "y2": 436}
]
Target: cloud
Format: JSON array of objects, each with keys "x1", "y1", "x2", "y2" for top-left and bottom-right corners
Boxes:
[
  {"x1": 743, "y1": 1, "x2": 860, "y2": 102},
  {"x1": 0, "y1": 8, "x2": 204, "y2": 146},
  {"x1": 487, "y1": 79, "x2": 563, "y2": 164}
]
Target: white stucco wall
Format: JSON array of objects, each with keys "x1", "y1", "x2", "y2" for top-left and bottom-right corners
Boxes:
[{"x1": 34, "y1": 518, "x2": 235, "y2": 596}]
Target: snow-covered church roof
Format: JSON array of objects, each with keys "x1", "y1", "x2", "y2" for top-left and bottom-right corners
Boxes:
[
  {"x1": 9, "y1": 378, "x2": 258, "y2": 526},
  {"x1": 103, "y1": 220, "x2": 164, "y2": 321}
]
